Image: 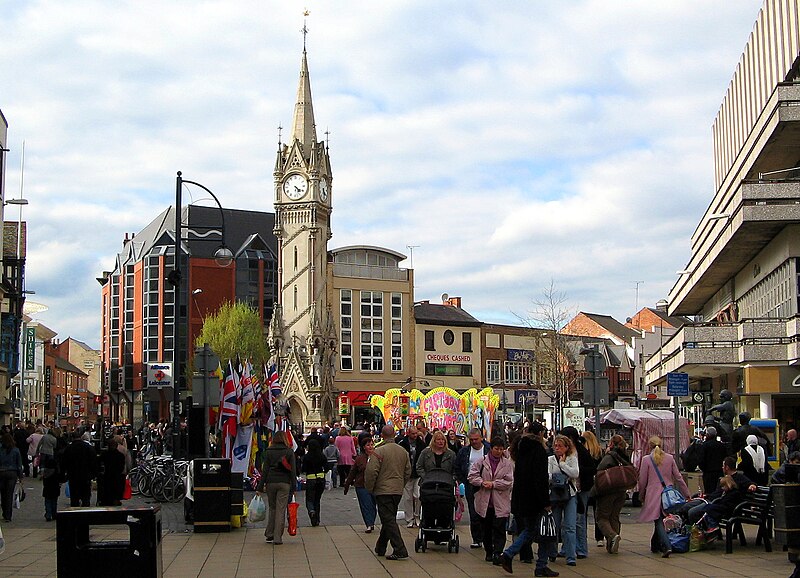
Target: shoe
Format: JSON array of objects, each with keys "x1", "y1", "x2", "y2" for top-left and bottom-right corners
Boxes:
[
  {"x1": 470, "y1": 542, "x2": 482, "y2": 549},
  {"x1": 534, "y1": 568, "x2": 559, "y2": 577},
  {"x1": 662, "y1": 549, "x2": 671, "y2": 558},
  {"x1": 499, "y1": 553, "x2": 513, "y2": 574},
  {"x1": 365, "y1": 526, "x2": 373, "y2": 533},
  {"x1": 577, "y1": 554, "x2": 587, "y2": 559},
  {"x1": 273, "y1": 541, "x2": 282, "y2": 545},
  {"x1": 520, "y1": 559, "x2": 532, "y2": 564},
  {"x1": 386, "y1": 553, "x2": 408, "y2": 561},
  {"x1": 375, "y1": 548, "x2": 386, "y2": 557},
  {"x1": 548, "y1": 556, "x2": 556, "y2": 562},
  {"x1": 265, "y1": 537, "x2": 273, "y2": 543},
  {"x1": 610, "y1": 535, "x2": 621, "y2": 554},
  {"x1": 492, "y1": 555, "x2": 503, "y2": 566},
  {"x1": 566, "y1": 561, "x2": 576, "y2": 566},
  {"x1": 556, "y1": 552, "x2": 565, "y2": 558},
  {"x1": 407, "y1": 520, "x2": 416, "y2": 528},
  {"x1": 485, "y1": 553, "x2": 494, "y2": 562},
  {"x1": 597, "y1": 540, "x2": 605, "y2": 547}
]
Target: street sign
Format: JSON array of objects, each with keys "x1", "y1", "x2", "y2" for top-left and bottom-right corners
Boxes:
[
  {"x1": 583, "y1": 377, "x2": 609, "y2": 406},
  {"x1": 194, "y1": 347, "x2": 220, "y2": 372},
  {"x1": 583, "y1": 350, "x2": 607, "y2": 374},
  {"x1": 514, "y1": 389, "x2": 538, "y2": 405},
  {"x1": 148, "y1": 363, "x2": 173, "y2": 389},
  {"x1": 667, "y1": 372, "x2": 690, "y2": 397}
]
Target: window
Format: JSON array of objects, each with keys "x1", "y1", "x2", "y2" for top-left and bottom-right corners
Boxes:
[
  {"x1": 504, "y1": 361, "x2": 534, "y2": 385},
  {"x1": 486, "y1": 360, "x2": 500, "y2": 384},
  {"x1": 424, "y1": 330, "x2": 435, "y2": 351},
  {"x1": 443, "y1": 330, "x2": 454, "y2": 346},
  {"x1": 391, "y1": 292, "x2": 402, "y2": 372},
  {"x1": 360, "y1": 291, "x2": 383, "y2": 371},
  {"x1": 425, "y1": 363, "x2": 472, "y2": 377},
  {"x1": 340, "y1": 290, "x2": 353, "y2": 370},
  {"x1": 462, "y1": 332, "x2": 472, "y2": 352}
]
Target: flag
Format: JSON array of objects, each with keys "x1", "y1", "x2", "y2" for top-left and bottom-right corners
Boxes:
[
  {"x1": 252, "y1": 366, "x2": 262, "y2": 415},
  {"x1": 219, "y1": 361, "x2": 240, "y2": 459},
  {"x1": 266, "y1": 363, "x2": 282, "y2": 397},
  {"x1": 239, "y1": 360, "x2": 255, "y2": 424},
  {"x1": 279, "y1": 417, "x2": 298, "y2": 451}
]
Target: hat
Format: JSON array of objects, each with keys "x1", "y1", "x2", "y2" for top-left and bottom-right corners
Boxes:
[{"x1": 746, "y1": 434, "x2": 758, "y2": 446}]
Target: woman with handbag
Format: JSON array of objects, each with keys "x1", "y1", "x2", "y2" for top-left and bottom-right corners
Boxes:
[
  {"x1": 594, "y1": 435, "x2": 632, "y2": 554},
  {"x1": 638, "y1": 435, "x2": 689, "y2": 558},
  {"x1": 546, "y1": 434, "x2": 579, "y2": 567},
  {"x1": 343, "y1": 437, "x2": 377, "y2": 533},
  {"x1": 257, "y1": 431, "x2": 297, "y2": 544}
]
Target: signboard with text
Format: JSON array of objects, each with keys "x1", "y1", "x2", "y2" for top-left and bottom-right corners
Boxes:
[
  {"x1": 667, "y1": 372, "x2": 689, "y2": 397},
  {"x1": 147, "y1": 362, "x2": 173, "y2": 389},
  {"x1": 25, "y1": 327, "x2": 35, "y2": 371}
]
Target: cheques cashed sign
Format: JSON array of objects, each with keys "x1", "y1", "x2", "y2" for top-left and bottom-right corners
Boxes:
[{"x1": 370, "y1": 387, "x2": 498, "y2": 437}]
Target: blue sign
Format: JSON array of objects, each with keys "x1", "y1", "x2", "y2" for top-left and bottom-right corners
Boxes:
[
  {"x1": 667, "y1": 372, "x2": 689, "y2": 397},
  {"x1": 514, "y1": 389, "x2": 538, "y2": 405},
  {"x1": 507, "y1": 349, "x2": 534, "y2": 362}
]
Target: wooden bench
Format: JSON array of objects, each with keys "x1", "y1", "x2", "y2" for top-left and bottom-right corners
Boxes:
[{"x1": 719, "y1": 485, "x2": 773, "y2": 554}]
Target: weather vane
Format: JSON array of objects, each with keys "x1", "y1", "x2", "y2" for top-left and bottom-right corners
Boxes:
[{"x1": 302, "y1": 9, "x2": 310, "y2": 50}]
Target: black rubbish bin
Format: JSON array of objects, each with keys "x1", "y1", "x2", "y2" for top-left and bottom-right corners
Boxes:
[
  {"x1": 773, "y1": 484, "x2": 800, "y2": 549},
  {"x1": 56, "y1": 505, "x2": 162, "y2": 578},
  {"x1": 193, "y1": 458, "x2": 231, "y2": 533}
]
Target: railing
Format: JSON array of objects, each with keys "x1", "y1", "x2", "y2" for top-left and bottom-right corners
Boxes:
[{"x1": 332, "y1": 263, "x2": 409, "y2": 281}]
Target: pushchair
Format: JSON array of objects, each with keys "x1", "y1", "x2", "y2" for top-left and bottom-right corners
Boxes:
[{"x1": 414, "y1": 469, "x2": 459, "y2": 553}]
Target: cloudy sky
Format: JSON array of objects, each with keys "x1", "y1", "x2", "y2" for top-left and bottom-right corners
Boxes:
[{"x1": 1, "y1": 0, "x2": 765, "y2": 348}]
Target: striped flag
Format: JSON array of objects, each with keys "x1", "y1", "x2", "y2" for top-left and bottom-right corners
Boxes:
[
  {"x1": 239, "y1": 360, "x2": 255, "y2": 424},
  {"x1": 266, "y1": 363, "x2": 282, "y2": 397},
  {"x1": 219, "y1": 361, "x2": 240, "y2": 459}
]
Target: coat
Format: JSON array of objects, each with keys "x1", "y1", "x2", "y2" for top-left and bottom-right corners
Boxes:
[
  {"x1": 510, "y1": 434, "x2": 550, "y2": 518},
  {"x1": 548, "y1": 453, "x2": 579, "y2": 497},
  {"x1": 365, "y1": 439, "x2": 411, "y2": 496},
  {"x1": 415, "y1": 447, "x2": 456, "y2": 481},
  {"x1": 334, "y1": 434, "x2": 357, "y2": 466},
  {"x1": 638, "y1": 451, "x2": 690, "y2": 522},
  {"x1": 467, "y1": 453, "x2": 514, "y2": 518}
]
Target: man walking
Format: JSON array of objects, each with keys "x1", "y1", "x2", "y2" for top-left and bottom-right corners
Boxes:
[
  {"x1": 455, "y1": 428, "x2": 491, "y2": 548},
  {"x1": 365, "y1": 425, "x2": 411, "y2": 561},
  {"x1": 61, "y1": 430, "x2": 98, "y2": 507}
]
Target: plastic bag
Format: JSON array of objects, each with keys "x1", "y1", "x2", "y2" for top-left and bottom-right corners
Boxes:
[
  {"x1": 247, "y1": 494, "x2": 266, "y2": 523},
  {"x1": 287, "y1": 497, "x2": 299, "y2": 536},
  {"x1": 689, "y1": 524, "x2": 706, "y2": 552},
  {"x1": 13, "y1": 482, "x2": 24, "y2": 509}
]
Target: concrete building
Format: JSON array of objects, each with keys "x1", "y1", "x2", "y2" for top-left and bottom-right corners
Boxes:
[{"x1": 646, "y1": 0, "x2": 800, "y2": 429}]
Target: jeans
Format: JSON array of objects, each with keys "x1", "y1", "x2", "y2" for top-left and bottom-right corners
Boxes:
[
  {"x1": 45, "y1": 497, "x2": 58, "y2": 521},
  {"x1": 573, "y1": 490, "x2": 590, "y2": 556},
  {"x1": 355, "y1": 486, "x2": 377, "y2": 527},
  {"x1": 549, "y1": 495, "x2": 577, "y2": 563},
  {"x1": 305, "y1": 478, "x2": 325, "y2": 524},
  {"x1": 327, "y1": 463, "x2": 338, "y2": 487},
  {"x1": 653, "y1": 516, "x2": 670, "y2": 552}
]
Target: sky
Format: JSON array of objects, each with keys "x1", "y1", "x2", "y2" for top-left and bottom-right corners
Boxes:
[{"x1": 0, "y1": 0, "x2": 767, "y2": 349}]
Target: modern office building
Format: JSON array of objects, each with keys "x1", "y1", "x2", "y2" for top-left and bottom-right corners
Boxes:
[{"x1": 645, "y1": 0, "x2": 800, "y2": 428}]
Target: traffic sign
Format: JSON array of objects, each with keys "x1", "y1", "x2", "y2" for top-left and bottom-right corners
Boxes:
[
  {"x1": 667, "y1": 372, "x2": 689, "y2": 397},
  {"x1": 583, "y1": 350, "x2": 607, "y2": 374}
]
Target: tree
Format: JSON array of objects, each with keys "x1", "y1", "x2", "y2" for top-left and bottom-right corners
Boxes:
[
  {"x1": 520, "y1": 279, "x2": 578, "y2": 430},
  {"x1": 195, "y1": 301, "x2": 270, "y2": 365}
]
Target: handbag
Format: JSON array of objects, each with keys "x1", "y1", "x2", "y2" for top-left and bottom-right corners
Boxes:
[
  {"x1": 287, "y1": 496, "x2": 299, "y2": 536},
  {"x1": 533, "y1": 510, "x2": 558, "y2": 543},
  {"x1": 549, "y1": 469, "x2": 571, "y2": 503},
  {"x1": 650, "y1": 456, "x2": 685, "y2": 512},
  {"x1": 668, "y1": 528, "x2": 690, "y2": 553},
  {"x1": 594, "y1": 454, "x2": 638, "y2": 495},
  {"x1": 122, "y1": 477, "x2": 132, "y2": 500}
]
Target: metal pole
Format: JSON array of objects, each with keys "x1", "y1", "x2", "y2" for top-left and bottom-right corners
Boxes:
[
  {"x1": 593, "y1": 344, "x2": 600, "y2": 435},
  {"x1": 19, "y1": 319, "x2": 25, "y2": 422},
  {"x1": 674, "y1": 395, "x2": 680, "y2": 466},
  {"x1": 203, "y1": 343, "x2": 210, "y2": 458},
  {"x1": 172, "y1": 172, "x2": 182, "y2": 458}
]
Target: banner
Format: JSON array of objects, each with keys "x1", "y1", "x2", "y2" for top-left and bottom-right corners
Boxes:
[
  {"x1": 25, "y1": 327, "x2": 35, "y2": 371},
  {"x1": 231, "y1": 423, "x2": 255, "y2": 474}
]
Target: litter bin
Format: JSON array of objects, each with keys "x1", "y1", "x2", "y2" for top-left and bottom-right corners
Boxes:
[
  {"x1": 193, "y1": 458, "x2": 231, "y2": 533},
  {"x1": 57, "y1": 506, "x2": 162, "y2": 578},
  {"x1": 773, "y1": 484, "x2": 800, "y2": 548}
]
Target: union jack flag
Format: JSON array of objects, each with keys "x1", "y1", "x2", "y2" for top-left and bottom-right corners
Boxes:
[{"x1": 266, "y1": 363, "x2": 282, "y2": 397}]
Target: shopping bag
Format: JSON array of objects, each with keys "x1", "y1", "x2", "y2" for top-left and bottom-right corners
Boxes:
[
  {"x1": 689, "y1": 523, "x2": 707, "y2": 552},
  {"x1": 287, "y1": 497, "x2": 299, "y2": 536},
  {"x1": 668, "y1": 528, "x2": 690, "y2": 553},
  {"x1": 661, "y1": 486, "x2": 685, "y2": 512},
  {"x1": 0, "y1": 523, "x2": 5, "y2": 556},
  {"x1": 533, "y1": 510, "x2": 558, "y2": 543},
  {"x1": 13, "y1": 481, "x2": 24, "y2": 509},
  {"x1": 65, "y1": 482, "x2": 70, "y2": 498},
  {"x1": 248, "y1": 494, "x2": 266, "y2": 523},
  {"x1": 122, "y1": 477, "x2": 132, "y2": 500}
]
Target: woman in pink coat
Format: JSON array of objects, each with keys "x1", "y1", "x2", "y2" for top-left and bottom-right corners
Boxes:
[
  {"x1": 467, "y1": 437, "x2": 514, "y2": 564},
  {"x1": 334, "y1": 426, "x2": 357, "y2": 486},
  {"x1": 638, "y1": 435, "x2": 690, "y2": 557}
]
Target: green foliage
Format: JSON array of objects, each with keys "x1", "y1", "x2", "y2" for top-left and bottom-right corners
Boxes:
[{"x1": 195, "y1": 301, "x2": 269, "y2": 365}]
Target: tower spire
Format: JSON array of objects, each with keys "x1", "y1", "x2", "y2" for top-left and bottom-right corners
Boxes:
[{"x1": 292, "y1": 13, "x2": 317, "y2": 150}]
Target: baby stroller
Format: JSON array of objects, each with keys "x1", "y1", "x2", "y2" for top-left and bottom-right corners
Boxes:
[{"x1": 414, "y1": 469, "x2": 459, "y2": 553}]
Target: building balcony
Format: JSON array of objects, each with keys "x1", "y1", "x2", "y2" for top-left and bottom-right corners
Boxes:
[
  {"x1": 644, "y1": 317, "x2": 799, "y2": 386},
  {"x1": 332, "y1": 263, "x2": 409, "y2": 281}
]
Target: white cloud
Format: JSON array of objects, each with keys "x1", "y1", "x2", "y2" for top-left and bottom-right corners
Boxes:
[{"x1": 0, "y1": 0, "x2": 765, "y2": 346}]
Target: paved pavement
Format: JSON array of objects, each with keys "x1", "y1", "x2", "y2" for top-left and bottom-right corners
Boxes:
[{"x1": 0, "y1": 476, "x2": 796, "y2": 577}]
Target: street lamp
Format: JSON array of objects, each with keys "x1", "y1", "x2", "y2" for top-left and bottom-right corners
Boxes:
[{"x1": 168, "y1": 172, "x2": 233, "y2": 457}]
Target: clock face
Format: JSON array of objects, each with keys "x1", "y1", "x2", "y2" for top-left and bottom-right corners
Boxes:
[
  {"x1": 319, "y1": 178, "x2": 328, "y2": 202},
  {"x1": 283, "y1": 174, "x2": 308, "y2": 200}
]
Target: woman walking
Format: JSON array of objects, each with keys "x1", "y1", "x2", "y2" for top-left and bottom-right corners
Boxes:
[
  {"x1": 38, "y1": 427, "x2": 61, "y2": 521},
  {"x1": 334, "y1": 427, "x2": 357, "y2": 488},
  {"x1": 0, "y1": 433, "x2": 23, "y2": 522},
  {"x1": 581, "y1": 430, "x2": 604, "y2": 548},
  {"x1": 257, "y1": 431, "x2": 297, "y2": 544},
  {"x1": 468, "y1": 437, "x2": 514, "y2": 564},
  {"x1": 302, "y1": 437, "x2": 327, "y2": 526},
  {"x1": 416, "y1": 430, "x2": 457, "y2": 530},
  {"x1": 344, "y1": 437, "x2": 377, "y2": 532},
  {"x1": 594, "y1": 435, "x2": 632, "y2": 554},
  {"x1": 547, "y1": 434, "x2": 579, "y2": 566},
  {"x1": 638, "y1": 435, "x2": 689, "y2": 557}
]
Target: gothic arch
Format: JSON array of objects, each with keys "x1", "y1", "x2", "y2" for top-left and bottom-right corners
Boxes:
[{"x1": 287, "y1": 396, "x2": 308, "y2": 428}]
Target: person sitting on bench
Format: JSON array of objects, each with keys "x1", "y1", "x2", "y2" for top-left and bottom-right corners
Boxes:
[{"x1": 687, "y1": 456, "x2": 756, "y2": 526}]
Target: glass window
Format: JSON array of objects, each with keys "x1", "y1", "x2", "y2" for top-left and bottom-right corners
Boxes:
[
  {"x1": 462, "y1": 332, "x2": 472, "y2": 352},
  {"x1": 424, "y1": 330, "x2": 435, "y2": 351}
]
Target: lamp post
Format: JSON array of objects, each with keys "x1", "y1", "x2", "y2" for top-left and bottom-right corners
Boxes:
[{"x1": 169, "y1": 172, "x2": 233, "y2": 458}]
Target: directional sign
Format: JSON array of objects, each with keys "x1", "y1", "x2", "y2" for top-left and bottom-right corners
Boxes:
[{"x1": 667, "y1": 372, "x2": 689, "y2": 397}]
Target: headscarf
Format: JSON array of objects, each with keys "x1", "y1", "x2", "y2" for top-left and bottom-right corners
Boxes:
[{"x1": 744, "y1": 434, "x2": 765, "y2": 472}]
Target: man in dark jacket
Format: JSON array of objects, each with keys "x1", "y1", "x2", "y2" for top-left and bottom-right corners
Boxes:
[
  {"x1": 61, "y1": 430, "x2": 98, "y2": 506},
  {"x1": 731, "y1": 412, "x2": 771, "y2": 456},
  {"x1": 698, "y1": 426, "x2": 729, "y2": 494},
  {"x1": 455, "y1": 428, "x2": 491, "y2": 548},
  {"x1": 13, "y1": 422, "x2": 30, "y2": 477},
  {"x1": 499, "y1": 422, "x2": 556, "y2": 577},
  {"x1": 398, "y1": 426, "x2": 427, "y2": 528},
  {"x1": 688, "y1": 456, "x2": 757, "y2": 525}
]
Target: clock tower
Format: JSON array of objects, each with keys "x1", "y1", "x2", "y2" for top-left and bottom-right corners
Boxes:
[{"x1": 268, "y1": 45, "x2": 337, "y2": 428}]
